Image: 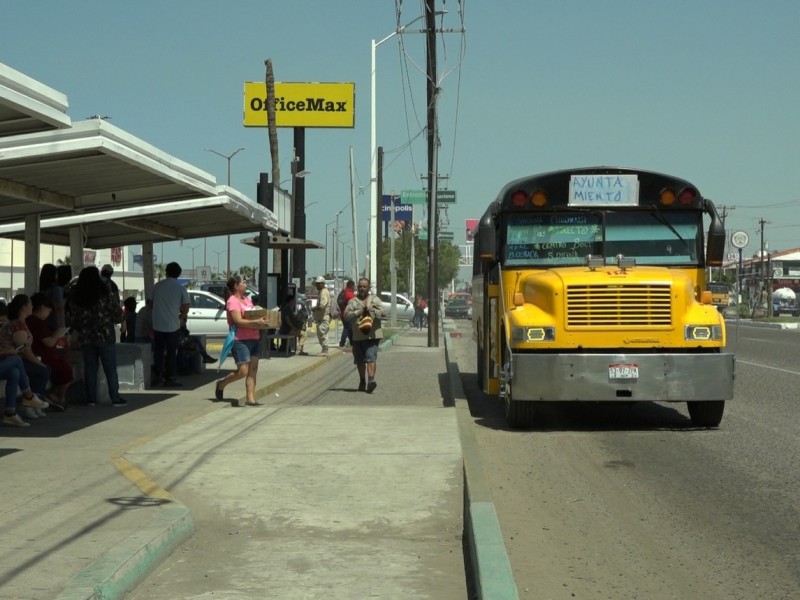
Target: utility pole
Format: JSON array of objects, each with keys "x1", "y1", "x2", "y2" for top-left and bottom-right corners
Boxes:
[
  {"x1": 759, "y1": 217, "x2": 766, "y2": 311},
  {"x1": 425, "y1": 0, "x2": 439, "y2": 347}
]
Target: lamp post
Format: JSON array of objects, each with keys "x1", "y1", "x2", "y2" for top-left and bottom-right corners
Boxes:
[
  {"x1": 206, "y1": 147, "x2": 245, "y2": 276},
  {"x1": 333, "y1": 207, "x2": 346, "y2": 292},
  {"x1": 212, "y1": 249, "x2": 225, "y2": 278},
  {"x1": 188, "y1": 244, "x2": 201, "y2": 279}
]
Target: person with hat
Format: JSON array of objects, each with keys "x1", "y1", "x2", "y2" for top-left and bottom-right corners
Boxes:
[
  {"x1": 343, "y1": 277, "x2": 383, "y2": 393},
  {"x1": 311, "y1": 276, "x2": 332, "y2": 357}
]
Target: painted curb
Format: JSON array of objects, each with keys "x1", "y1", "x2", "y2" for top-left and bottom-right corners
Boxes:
[
  {"x1": 444, "y1": 332, "x2": 519, "y2": 599},
  {"x1": 56, "y1": 506, "x2": 195, "y2": 600}
]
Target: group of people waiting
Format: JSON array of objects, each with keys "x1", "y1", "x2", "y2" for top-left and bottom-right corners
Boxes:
[{"x1": 0, "y1": 263, "x2": 125, "y2": 426}]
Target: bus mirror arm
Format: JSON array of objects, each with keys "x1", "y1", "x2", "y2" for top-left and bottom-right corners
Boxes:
[{"x1": 704, "y1": 198, "x2": 726, "y2": 266}]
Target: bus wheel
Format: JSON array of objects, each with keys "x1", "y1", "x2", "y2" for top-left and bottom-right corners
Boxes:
[
  {"x1": 687, "y1": 400, "x2": 725, "y2": 427},
  {"x1": 501, "y1": 348, "x2": 535, "y2": 428}
]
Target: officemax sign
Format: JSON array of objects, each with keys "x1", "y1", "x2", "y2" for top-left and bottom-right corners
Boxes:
[{"x1": 243, "y1": 82, "x2": 355, "y2": 128}]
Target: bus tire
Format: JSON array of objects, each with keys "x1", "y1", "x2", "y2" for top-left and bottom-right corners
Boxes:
[
  {"x1": 502, "y1": 345, "x2": 535, "y2": 428},
  {"x1": 687, "y1": 400, "x2": 724, "y2": 427},
  {"x1": 505, "y1": 395, "x2": 536, "y2": 429}
]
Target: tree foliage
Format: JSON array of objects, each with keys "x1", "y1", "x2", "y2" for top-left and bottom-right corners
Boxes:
[{"x1": 378, "y1": 233, "x2": 461, "y2": 297}]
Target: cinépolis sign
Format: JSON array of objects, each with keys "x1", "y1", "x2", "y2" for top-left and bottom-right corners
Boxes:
[{"x1": 243, "y1": 82, "x2": 355, "y2": 128}]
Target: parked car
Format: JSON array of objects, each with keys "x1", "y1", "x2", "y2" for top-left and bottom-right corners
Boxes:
[
  {"x1": 444, "y1": 295, "x2": 473, "y2": 319},
  {"x1": 378, "y1": 292, "x2": 427, "y2": 322},
  {"x1": 140, "y1": 289, "x2": 230, "y2": 337}
]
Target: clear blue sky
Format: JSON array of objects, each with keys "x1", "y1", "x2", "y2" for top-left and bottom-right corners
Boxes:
[{"x1": 5, "y1": 1, "x2": 800, "y2": 281}]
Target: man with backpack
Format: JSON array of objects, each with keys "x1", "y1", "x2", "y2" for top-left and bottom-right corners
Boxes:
[{"x1": 337, "y1": 280, "x2": 356, "y2": 349}]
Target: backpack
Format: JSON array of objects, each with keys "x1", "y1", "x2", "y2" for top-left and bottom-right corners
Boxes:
[{"x1": 329, "y1": 291, "x2": 341, "y2": 319}]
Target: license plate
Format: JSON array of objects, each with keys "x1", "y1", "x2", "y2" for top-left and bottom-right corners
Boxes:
[{"x1": 608, "y1": 363, "x2": 639, "y2": 380}]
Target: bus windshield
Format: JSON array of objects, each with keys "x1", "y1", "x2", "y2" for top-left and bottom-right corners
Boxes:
[{"x1": 503, "y1": 211, "x2": 701, "y2": 267}]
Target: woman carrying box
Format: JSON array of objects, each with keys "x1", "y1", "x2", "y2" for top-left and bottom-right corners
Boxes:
[{"x1": 214, "y1": 275, "x2": 268, "y2": 406}]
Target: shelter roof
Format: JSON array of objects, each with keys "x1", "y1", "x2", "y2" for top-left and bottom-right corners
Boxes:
[
  {"x1": 0, "y1": 63, "x2": 71, "y2": 136},
  {"x1": 0, "y1": 187, "x2": 277, "y2": 248}
]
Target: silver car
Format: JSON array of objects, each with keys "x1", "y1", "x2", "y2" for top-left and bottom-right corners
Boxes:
[{"x1": 379, "y1": 292, "x2": 427, "y2": 322}]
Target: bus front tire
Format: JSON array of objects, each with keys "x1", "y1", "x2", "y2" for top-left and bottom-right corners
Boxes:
[{"x1": 687, "y1": 400, "x2": 725, "y2": 427}]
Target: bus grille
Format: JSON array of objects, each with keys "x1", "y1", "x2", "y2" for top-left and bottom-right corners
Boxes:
[{"x1": 566, "y1": 284, "x2": 672, "y2": 327}]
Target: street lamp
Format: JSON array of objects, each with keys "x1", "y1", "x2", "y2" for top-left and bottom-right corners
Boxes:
[
  {"x1": 370, "y1": 13, "x2": 441, "y2": 291},
  {"x1": 212, "y1": 249, "x2": 225, "y2": 278},
  {"x1": 188, "y1": 244, "x2": 201, "y2": 278},
  {"x1": 206, "y1": 147, "x2": 246, "y2": 276}
]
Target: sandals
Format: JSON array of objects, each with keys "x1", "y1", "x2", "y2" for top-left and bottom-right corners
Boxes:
[{"x1": 245, "y1": 400, "x2": 264, "y2": 407}]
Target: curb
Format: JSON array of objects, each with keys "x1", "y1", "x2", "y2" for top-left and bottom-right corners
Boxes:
[
  {"x1": 63, "y1": 353, "x2": 338, "y2": 600},
  {"x1": 56, "y1": 506, "x2": 195, "y2": 600},
  {"x1": 444, "y1": 332, "x2": 519, "y2": 599}
]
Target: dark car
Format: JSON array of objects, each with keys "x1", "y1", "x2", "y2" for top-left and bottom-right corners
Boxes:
[{"x1": 444, "y1": 296, "x2": 473, "y2": 319}]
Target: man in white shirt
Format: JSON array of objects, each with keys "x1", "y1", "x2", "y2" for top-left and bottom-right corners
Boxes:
[{"x1": 150, "y1": 262, "x2": 190, "y2": 387}]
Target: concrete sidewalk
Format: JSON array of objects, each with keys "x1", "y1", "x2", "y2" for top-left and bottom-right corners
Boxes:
[{"x1": 0, "y1": 328, "x2": 465, "y2": 599}]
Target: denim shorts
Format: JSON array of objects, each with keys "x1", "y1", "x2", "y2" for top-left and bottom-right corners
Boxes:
[
  {"x1": 231, "y1": 339, "x2": 261, "y2": 364},
  {"x1": 352, "y1": 338, "x2": 379, "y2": 364}
]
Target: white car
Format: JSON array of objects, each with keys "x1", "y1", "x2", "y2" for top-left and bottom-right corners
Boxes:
[
  {"x1": 139, "y1": 290, "x2": 230, "y2": 337},
  {"x1": 185, "y1": 290, "x2": 230, "y2": 336},
  {"x1": 379, "y1": 292, "x2": 427, "y2": 322}
]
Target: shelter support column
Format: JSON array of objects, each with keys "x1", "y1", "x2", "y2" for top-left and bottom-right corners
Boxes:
[
  {"x1": 69, "y1": 227, "x2": 84, "y2": 271},
  {"x1": 23, "y1": 214, "x2": 40, "y2": 294},
  {"x1": 142, "y1": 241, "x2": 154, "y2": 300}
]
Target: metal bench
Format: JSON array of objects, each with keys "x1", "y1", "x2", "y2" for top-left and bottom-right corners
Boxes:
[{"x1": 264, "y1": 332, "x2": 296, "y2": 358}]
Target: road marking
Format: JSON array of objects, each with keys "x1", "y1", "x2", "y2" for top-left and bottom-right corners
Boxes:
[{"x1": 737, "y1": 359, "x2": 800, "y2": 377}]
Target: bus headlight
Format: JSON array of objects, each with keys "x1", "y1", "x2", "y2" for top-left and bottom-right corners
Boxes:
[
  {"x1": 684, "y1": 325, "x2": 722, "y2": 341},
  {"x1": 511, "y1": 326, "x2": 555, "y2": 342}
]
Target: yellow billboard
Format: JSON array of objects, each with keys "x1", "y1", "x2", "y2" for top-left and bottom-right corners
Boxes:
[{"x1": 243, "y1": 82, "x2": 355, "y2": 128}]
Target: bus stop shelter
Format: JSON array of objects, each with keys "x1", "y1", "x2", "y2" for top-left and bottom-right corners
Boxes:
[{"x1": 0, "y1": 63, "x2": 281, "y2": 298}]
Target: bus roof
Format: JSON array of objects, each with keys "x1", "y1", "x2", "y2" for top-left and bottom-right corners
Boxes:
[{"x1": 490, "y1": 166, "x2": 705, "y2": 213}]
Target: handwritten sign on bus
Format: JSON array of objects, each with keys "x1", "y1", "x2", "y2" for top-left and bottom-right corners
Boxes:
[
  {"x1": 506, "y1": 214, "x2": 602, "y2": 264},
  {"x1": 568, "y1": 174, "x2": 639, "y2": 207}
]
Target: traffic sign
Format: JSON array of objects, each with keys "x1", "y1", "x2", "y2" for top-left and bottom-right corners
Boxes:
[
  {"x1": 731, "y1": 230, "x2": 749, "y2": 249},
  {"x1": 401, "y1": 189, "x2": 427, "y2": 204},
  {"x1": 438, "y1": 230, "x2": 454, "y2": 240},
  {"x1": 437, "y1": 190, "x2": 456, "y2": 203}
]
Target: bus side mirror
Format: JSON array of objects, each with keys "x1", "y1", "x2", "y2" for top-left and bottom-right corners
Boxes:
[
  {"x1": 476, "y1": 221, "x2": 496, "y2": 262},
  {"x1": 704, "y1": 199, "x2": 725, "y2": 267}
]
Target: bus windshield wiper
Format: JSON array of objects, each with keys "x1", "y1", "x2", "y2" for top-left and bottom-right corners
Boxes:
[{"x1": 649, "y1": 203, "x2": 689, "y2": 250}]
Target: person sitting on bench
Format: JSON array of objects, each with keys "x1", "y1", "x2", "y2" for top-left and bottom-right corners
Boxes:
[{"x1": 278, "y1": 294, "x2": 308, "y2": 356}]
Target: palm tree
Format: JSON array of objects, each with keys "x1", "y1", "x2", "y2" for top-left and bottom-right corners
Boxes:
[{"x1": 239, "y1": 265, "x2": 256, "y2": 281}]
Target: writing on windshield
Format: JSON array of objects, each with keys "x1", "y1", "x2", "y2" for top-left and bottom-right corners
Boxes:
[{"x1": 504, "y1": 212, "x2": 701, "y2": 266}]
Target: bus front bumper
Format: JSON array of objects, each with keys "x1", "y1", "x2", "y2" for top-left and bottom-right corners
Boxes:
[{"x1": 509, "y1": 352, "x2": 735, "y2": 402}]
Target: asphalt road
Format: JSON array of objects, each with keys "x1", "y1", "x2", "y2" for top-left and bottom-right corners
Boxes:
[{"x1": 450, "y1": 319, "x2": 800, "y2": 599}]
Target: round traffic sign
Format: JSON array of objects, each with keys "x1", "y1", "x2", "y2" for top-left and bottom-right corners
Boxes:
[{"x1": 731, "y1": 230, "x2": 749, "y2": 249}]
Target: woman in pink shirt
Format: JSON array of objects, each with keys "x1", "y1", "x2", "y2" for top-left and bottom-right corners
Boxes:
[{"x1": 215, "y1": 275, "x2": 268, "y2": 406}]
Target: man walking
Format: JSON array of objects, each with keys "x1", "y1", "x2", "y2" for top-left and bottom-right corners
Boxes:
[
  {"x1": 151, "y1": 262, "x2": 190, "y2": 387},
  {"x1": 311, "y1": 275, "x2": 331, "y2": 356},
  {"x1": 344, "y1": 277, "x2": 383, "y2": 392}
]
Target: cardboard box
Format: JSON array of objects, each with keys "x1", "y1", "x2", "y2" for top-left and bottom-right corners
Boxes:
[{"x1": 244, "y1": 307, "x2": 281, "y2": 329}]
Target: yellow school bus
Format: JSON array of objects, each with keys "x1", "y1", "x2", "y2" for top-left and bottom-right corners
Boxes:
[
  {"x1": 706, "y1": 282, "x2": 730, "y2": 311},
  {"x1": 472, "y1": 167, "x2": 735, "y2": 428}
]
